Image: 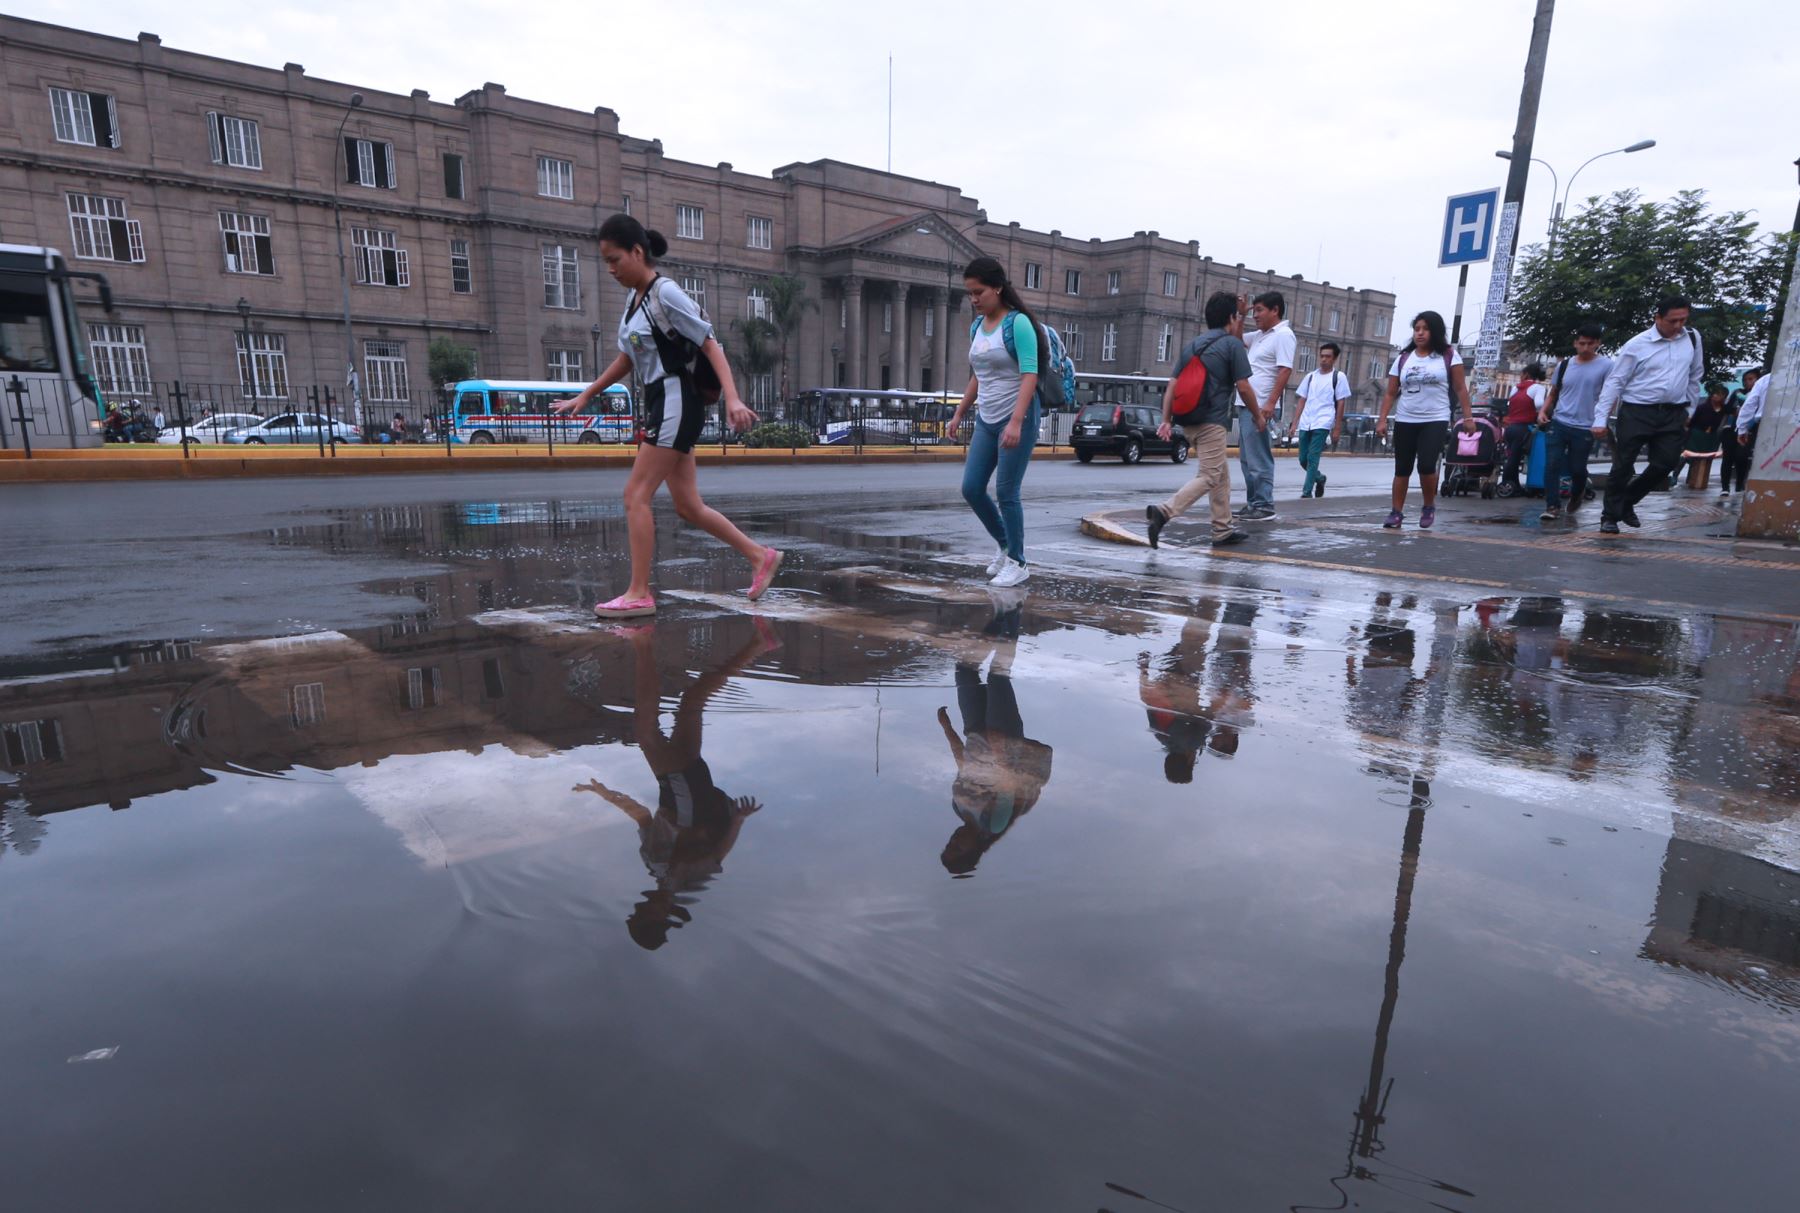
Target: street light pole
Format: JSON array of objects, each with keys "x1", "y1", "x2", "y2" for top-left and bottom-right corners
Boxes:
[
  {"x1": 333, "y1": 93, "x2": 364, "y2": 429},
  {"x1": 236, "y1": 296, "x2": 252, "y2": 401},
  {"x1": 590, "y1": 324, "x2": 602, "y2": 380},
  {"x1": 1495, "y1": 150, "x2": 1558, "y2": 245},
  {"x1": 1498, "y1": 140, "x2": 1654, "y2": 259}
]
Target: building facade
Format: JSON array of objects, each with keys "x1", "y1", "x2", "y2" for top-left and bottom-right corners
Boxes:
[{"x1": 0, "y1": 15, "x2": 1398, "y2": 420}]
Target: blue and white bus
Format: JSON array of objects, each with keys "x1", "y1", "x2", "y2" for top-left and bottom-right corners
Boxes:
[{"x1": 449, "y1": 379, "x2": 633, "y2": 445}]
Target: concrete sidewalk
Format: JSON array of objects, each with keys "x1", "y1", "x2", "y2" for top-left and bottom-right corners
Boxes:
[{"x1": 1081, "y1": 484, "x2": 1800, "y2": 620}]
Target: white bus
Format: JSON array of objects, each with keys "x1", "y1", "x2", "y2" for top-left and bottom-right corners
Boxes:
[
  {"x1": 0, "y1": 244, "x2": 114, "y2": 449},
  {"x1": 449, "y1": 379, "x2": 633, "y2": 445}
]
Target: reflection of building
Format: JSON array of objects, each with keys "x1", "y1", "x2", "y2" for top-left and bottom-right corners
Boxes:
[
  {"x1": 0, "y1": 514, "x2": 1153, "y2": 824},
  {"x1": 1642, "y1": 835, "x2": 1800, "y2": 1011}
]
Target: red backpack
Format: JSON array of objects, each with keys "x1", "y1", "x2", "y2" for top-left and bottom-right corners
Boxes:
[{"x1": 1170, "y1": 333, "x2": 1229, "y2": 423}]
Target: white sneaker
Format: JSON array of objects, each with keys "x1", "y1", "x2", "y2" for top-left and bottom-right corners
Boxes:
[
  {"x1": 985, "y1": 546, "x2": 1008, "y2": 577},
  {"x1": 990, "y1": 557, "x2": 1030, "y2": 588}
]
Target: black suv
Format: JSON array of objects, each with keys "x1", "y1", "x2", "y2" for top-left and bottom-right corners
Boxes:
[{"x1": 1070, "y1": 402, "x2": 1187, "y2": 464}]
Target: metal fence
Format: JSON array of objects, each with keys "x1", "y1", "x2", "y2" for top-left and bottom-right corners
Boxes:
[{"x1": 6, "y1": 373, "x2": 1520, "y2": 461}]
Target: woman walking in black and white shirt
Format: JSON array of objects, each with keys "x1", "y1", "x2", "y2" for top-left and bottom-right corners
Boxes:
[{"x1": 555, "y1": 215, "x2": 783, "y2": 618}]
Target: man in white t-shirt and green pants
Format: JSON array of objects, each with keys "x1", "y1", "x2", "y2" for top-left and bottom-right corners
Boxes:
[{"x1": 1286, "y1": 341, "x2": 1352, "y2": 498}]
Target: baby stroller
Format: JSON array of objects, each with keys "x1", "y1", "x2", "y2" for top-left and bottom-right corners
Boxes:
[{"x1": 1441, "y1": 417, "x2": 1502, "y2": 498}]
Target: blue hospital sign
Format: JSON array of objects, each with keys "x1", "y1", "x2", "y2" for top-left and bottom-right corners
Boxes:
[{"x1": 1440, "y1": 189, "x2": 1501, "y2": 267}]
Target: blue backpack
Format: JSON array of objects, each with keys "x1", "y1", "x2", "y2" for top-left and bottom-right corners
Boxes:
[{"x1": 970, "y1": 311, "x2": 1075, "y2": 408}]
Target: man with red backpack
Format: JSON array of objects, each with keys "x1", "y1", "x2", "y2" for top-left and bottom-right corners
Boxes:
[
  {"x1": 1501, "y1": 364, "x2": 1547, "y2": 491},
  {"x1": 1146, "y1": 291, "x2": 1260, "y2": 549}
]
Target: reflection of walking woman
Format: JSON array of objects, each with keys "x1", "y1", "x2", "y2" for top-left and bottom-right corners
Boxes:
[
  {"x1": 935, "y1": 593, "x2": 1052, "y2": 874},
  {"x1": 575, "y1": 620, "x2": 780, "y2": 950},
  {"x1": 945, "y1": 257, "x2": 1043, "y2": 588},
  {"x1": 1374, "y1": 311, "x2": 1477, "y2": 530},
  {"x1": 553, "y1": 214, "x2": 782, "y2": 618}
]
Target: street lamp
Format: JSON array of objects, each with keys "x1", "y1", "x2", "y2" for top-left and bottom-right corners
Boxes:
[
  {"x1": 236, "y1": 296, "x2": 252, "y2": 401},
  {"x1": 590, "y1": 324, "x2": 602, "y2": 380},
  {"x1": 1498, "y1": 139, "x2": 1655, "y2": 255},
  {"x1": 333, "y1": 92, "x2": 364, "y2": 427},
  {"x1": 918, "y1": 214, "x2": 982, "y2": 404}
]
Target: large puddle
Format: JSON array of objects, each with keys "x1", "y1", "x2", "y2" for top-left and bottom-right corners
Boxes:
[{"x1": 3, "y1": 504, "x2": 1798, "y2": 1210}]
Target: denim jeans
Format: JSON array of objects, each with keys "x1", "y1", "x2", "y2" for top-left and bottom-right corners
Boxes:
[
  {"x1": 1236, "y1": 412, "x2": 1274, "y2": 509},
  {"x1": 1541, "y1": 422, "x2": 1594, "y2": 505},
  {"x1": 1297, "y1": 428, "x2": 1330, "y2": 495},
  {"x1": 963, "y1": 404, "x2": 1039, "y2": 562}
]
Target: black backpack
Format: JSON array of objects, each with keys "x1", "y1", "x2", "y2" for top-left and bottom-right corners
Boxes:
[{"x1": 633, "y1": 276, "x2": 722, "y2": 406}]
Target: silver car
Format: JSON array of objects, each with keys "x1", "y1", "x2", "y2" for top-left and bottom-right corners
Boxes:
[
  {"x1": 224, "y1": 413, "x2": 361, "y2": 445},
  {"x1": 155, "y1": 412, "x2": 264, "y2": 444}
]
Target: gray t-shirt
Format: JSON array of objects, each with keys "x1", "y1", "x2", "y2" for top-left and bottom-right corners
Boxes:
[
  {"x1": 619, "y1": 276, "x2": 714, "y2": 384},
  {"x1": 1550, "y1": 355, "x2": 1614, "y2": 430},
  {"x1": 1176, "y1": 329, "x2": 1251, "y2": 429},
  {"x1": 968, "y1": 312, "x2": 1040, "y2": 424}
]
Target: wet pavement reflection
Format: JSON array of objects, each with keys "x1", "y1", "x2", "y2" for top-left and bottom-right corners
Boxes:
[{"x1": 3, "y1": 502, "x2": 1798, "y2": 1211}]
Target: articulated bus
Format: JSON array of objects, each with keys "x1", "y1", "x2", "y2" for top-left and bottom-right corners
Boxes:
[
  {"x1": 449, "y1": 379, "x2": 634, "y2": 445},
  {"x1": 0, "y1": 244, "x2": 114, "y2": 449}
]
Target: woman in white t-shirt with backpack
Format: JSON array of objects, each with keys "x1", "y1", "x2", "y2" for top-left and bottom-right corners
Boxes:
[{"x1": 1374, "y1": 310, "x2": 1478, "y2": 530}]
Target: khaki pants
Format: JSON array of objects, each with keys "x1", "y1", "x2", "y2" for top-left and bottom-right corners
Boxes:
[{"x1": 1161, "y1": 423, "x2": 1234, "y2": 537}]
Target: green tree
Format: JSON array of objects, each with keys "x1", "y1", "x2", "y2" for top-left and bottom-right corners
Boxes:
[
  {"x1": 729, "y1": 317, "x2": 781, "y2": 407},
  {"x1": 762, "y1": 274, "x2": 817, "y2": 403},
  {"x1": 1507, "y1": 190, "x2": 1794, "y2": 372},
  {"x1": 427, "y1": 337, "x2": 477, "y2": 391}
]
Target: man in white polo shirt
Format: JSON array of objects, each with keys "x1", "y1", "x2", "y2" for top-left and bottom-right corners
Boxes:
[
  {"x1": 1286, "y1": 341, "x2": 1351, "y2": 498},
  {"x1": 1593, "y1": 295, "x2": 1705, "y2": 534},
  {"x1": 1240, "y1": 291, "x2": 1296, "y2": 521}
]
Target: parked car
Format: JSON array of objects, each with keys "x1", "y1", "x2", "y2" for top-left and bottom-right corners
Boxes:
[
  {"x1": 1070, "y1": 402, "x2": 1187, "y2": 465},
  {"x1": 223, "y1": 413, "x2": 362, "y2": 445},
  {"x1": 155, "y1": 412, "x2": 264, "y2": 444}
]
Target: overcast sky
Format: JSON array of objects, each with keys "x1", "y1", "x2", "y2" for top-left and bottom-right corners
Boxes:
[{"x1": 19, "y1": 0, "x2": 1799, "y2": 344}]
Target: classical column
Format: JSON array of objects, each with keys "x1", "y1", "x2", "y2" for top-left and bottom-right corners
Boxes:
[
  {"x1": 933, "y1": 288, "x2": 951, "y2": 394},
  {"x1": 844, "y1": 275, "x2": 865, "y2": 389},
  {"x1": 892, "y1": 283, "x2": 910, "y2": 391}
]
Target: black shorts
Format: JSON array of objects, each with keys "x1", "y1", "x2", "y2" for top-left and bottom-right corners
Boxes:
[
  {"x1": 1393, "y1": 420, "x2": 1449, "y2": 477},
  {"x1": 638, "y1": 373, "x2": 707, "y2": 454}
]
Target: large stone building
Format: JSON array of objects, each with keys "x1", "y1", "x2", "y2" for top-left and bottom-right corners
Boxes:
[{"x1": 0, "y1": 14, "x2": 1398, "y2": 418}]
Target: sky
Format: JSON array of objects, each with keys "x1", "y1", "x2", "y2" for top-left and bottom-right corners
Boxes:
[{"x1": 18, "y1": 0, "x2": 1799, "y2": 344}]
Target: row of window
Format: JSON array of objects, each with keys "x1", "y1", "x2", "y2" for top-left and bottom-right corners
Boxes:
[
  {"x1": 85, "y1": 323, "x2": 694, "y2": 401},
  {"x1": 1017, "y1": 265, "x2": 1186, "y2": 299}
]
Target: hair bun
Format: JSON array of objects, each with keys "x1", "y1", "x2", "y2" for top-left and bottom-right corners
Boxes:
[{"x1": 646, "y1": 229, "x2": 669, "y2": 258}]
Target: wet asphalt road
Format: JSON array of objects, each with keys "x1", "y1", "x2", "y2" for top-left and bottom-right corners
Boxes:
[{"x1": 2, "y1": 460, "x2": 1797, "y2": 1211}]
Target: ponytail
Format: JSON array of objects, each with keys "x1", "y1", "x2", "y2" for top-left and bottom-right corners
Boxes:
[
  {"x1": 598, "y1": 213, "x2": 667, "y2": 263},
  {"x1": 965, "y1": 256, "x2": 1049, "y2": 366}
]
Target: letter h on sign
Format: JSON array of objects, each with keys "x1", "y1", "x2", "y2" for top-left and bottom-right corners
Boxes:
[{"x1": 1440, "y1": 189, "x2": 1500, "y2": 267}]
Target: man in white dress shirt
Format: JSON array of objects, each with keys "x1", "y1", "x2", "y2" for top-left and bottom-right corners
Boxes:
[{"x1": 1593, "y1": 296, "x2": 1706, "y2": 534}]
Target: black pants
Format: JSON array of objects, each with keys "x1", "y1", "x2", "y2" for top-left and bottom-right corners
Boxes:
[
  {"x1": 1502, "y1": 422, "x2": 1535, "y2": 486},
  {"x1": 1719, "y1": 433, "x2": 1753, "y2": 492},
  {"x1": 1602, "y1": 404, "x2": 1687, "y2": 522}
]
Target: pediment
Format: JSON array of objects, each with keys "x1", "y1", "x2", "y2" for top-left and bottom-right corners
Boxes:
[{"x1": 826, "y1": 212, "x2": 986, "y2": 263}]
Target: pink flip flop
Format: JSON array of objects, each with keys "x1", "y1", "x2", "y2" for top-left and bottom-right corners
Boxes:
[
  {"x1": 594, "y1": 594, "x2": 656, "y2": 619},
  {"x1": 747, "y1": 548, "x2": 784, "y2": 601}
]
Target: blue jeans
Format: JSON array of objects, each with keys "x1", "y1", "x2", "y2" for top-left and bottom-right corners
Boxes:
[
  {"x1": 1297, "y1": 429, "x2": 1330, "y2": 495},
  {"x1": 963, "y1": 405, "x2": 1039, "y2": 562},
  {"x1": 1237, "y1": 413, "x2": 1274, "y2": 509},
  {"x1": 1541, "y1": 422, "x2": 1594, "y2": 505}
]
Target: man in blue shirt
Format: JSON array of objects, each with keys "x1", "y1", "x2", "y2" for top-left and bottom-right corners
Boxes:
[{"x1": 1537, "y1": 322, "x2": 1614, "y2": 521}]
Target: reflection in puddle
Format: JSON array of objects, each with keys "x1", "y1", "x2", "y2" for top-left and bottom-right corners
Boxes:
[{"x1": 3, "y1": 503, "x2": 1799, "y2": 1210}]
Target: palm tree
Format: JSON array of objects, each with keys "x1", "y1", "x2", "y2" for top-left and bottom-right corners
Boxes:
[
  {"x1": 730, "y1": 316, "x2": 781, "y2": 412},
  {"x1": 763, "y1": 274, "x2": 817, "y2": 404}
]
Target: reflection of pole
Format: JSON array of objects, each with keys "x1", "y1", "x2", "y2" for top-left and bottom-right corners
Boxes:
[{"x1": 1354, "y1": 803, "x2": 1426, "y2": 1159}]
